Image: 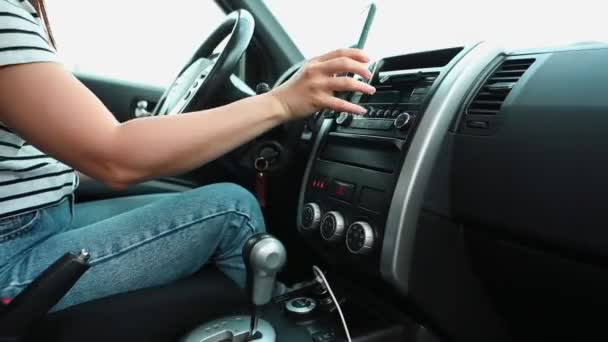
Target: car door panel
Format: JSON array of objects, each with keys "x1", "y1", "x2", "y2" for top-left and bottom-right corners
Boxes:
[
  {"x1": 75, "y1": 73, "x2": 191, "y2": 200},
  {"x1": 76, "y1": 177, "x2": 196, "y2": 202},
  {"x1": 74, "y1": 73, "x2": 238, "y2": 201},
  {"x1": 77, "y1": 72, "x2": 164, "y2": 123}
]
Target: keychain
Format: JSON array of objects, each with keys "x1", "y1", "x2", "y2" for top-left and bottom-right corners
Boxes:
[{"x1": 254, "y1": 157, "x2": 269, "y2": 208}]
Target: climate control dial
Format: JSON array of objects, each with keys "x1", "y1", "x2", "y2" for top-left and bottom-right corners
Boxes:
[
  {"x1": 301, "y1": 203, "x2": 322, "y2": 231},
  {"x1": 320, "y1": 211, "x2": 346, "y2": 242},
  {"x1": 346, "y1": 221, "x2": 375, "y2": 255}
]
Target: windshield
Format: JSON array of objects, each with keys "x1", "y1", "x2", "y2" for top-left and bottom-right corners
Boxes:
[{"x1": 264, "y1": 0, "x2": 606, "y2": 60}]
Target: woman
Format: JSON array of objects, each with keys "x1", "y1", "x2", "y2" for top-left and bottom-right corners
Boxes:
[{"x1": 0, "y1": 0, "x2": 375, "y2": 310}]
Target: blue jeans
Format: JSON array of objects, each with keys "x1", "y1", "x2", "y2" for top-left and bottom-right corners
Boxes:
[{"x1": 0, "y1": 183, "x2": 265, "y2": 311}]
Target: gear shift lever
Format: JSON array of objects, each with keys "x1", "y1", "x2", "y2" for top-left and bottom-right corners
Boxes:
[
  {"x1": 242, "y1": 233, "x2": 287, "y2": 339},
  {"x1": 180, "y1": 233, "x2": 285, "y2": 342}
]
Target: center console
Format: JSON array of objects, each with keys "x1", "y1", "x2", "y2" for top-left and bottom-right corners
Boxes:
[
  {"x1": 185, "y1": 44, "x2": 508, "y2": 342},
  {"x1": 297, "y1": 47, "x2": 466, "y2": 276},
  {"x1": 293, "y1": 43, "x2": 512, "y2": 342}
]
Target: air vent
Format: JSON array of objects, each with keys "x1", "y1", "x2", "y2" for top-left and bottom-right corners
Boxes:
[{"x1": 467, "y1": 58, "x2": 535, "y2": 115}]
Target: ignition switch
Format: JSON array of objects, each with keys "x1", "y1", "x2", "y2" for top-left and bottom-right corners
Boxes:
[{"x1": 258, "y1": 146, "x2": 280, "y2": 165}]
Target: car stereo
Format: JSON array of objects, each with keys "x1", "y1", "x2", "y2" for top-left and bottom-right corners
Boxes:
[{"x1": 334, "y1": 69, "x2": 439, "y2": 139}]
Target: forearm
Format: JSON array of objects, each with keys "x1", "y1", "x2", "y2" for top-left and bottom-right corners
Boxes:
[
  {"x1": 106, "y1": 93, "x2": 286, "y2": 186},
  {"x1": 0, "y1": 49, "x2": 372, "y2": 189},
  {"x1": 0, "y1": 63, "x2": 288, "y2": 187}
]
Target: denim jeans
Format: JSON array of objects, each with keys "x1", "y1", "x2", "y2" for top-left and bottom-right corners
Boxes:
[{"x1": 0, "y1": 183, "x2": 265, "y2": 311}]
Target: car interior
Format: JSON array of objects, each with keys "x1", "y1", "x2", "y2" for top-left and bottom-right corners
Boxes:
[{"x1": 2, "y1": 0, "x2": 608, "y2": 341}]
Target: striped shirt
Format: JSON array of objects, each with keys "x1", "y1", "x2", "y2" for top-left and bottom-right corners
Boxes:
[{"x1": 0, "y1": 0, "x2": 77, "y2": 218}]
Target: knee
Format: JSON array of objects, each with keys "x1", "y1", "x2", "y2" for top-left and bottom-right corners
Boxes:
[{"x1": 198, "y1": 183, "x2": 265, "y2": 235}]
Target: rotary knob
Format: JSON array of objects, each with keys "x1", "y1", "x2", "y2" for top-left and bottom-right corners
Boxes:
[
  {"x1": 320, "y1": 211, "x2": 346, "y2": 242},
  {"x1": 335, "y1": 112, "x2": 353, "y2": 126},
  {"x1": 285, "y1": 297, "x2": 317, "y2": 320},
  {"x1": 394, "y1": 112, "x2": 412, "y2": 130},
  {"x1": 346, "y1": 221, "x2": 375, "y2": 255},
  {"x1": 301, "y1": 203, "x2": 322, "y2": 231}
]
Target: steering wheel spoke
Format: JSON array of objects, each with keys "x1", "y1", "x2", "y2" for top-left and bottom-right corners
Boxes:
[{"x1": 153, "y1": 10, "x2": 255, "y2": 116}]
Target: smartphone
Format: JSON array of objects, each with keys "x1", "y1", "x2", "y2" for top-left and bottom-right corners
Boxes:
[
  {"x1": 336, "y1": 3, "x2": 377, "y2": 99},
  {"x1": 352, "y1": 3, "x2": 376, "y2": 50}
]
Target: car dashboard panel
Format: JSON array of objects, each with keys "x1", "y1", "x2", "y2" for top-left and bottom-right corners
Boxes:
[
  {"x1": 296, "y1": 46, "x2": 468, "y2": 277},
  {"x1": 294, "y1": 41, "x2": 608, "y2": 341},
  {"x1": 452, "y1": 46, "x2": 608, "y2": 259},
  {"x1": 447, "y1": 44, "x2": 608, "y2": 340}
]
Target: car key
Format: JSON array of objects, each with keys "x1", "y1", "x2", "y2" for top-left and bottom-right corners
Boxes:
[{"x1": 254, "y1": 157, "x2": 269, "y2": 208}]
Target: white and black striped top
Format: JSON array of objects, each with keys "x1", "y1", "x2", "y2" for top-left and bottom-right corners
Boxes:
[{"x1": 0, "y1": 0, "x2": 77, "y2": 218}]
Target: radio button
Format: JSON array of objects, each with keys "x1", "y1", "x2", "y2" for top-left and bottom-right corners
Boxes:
[
  {"x1": 320, "y1": 211, "x2": 346, "y2": 242},
  {"x1": 329, "y1": 180, "x2": 355, "y2": 202},
  {"x1": 394, "y1": 112, "x2": 412, "y2": 130},
  {"x1": 335, "y1": 112, "x2": 353, "y2": 126}
]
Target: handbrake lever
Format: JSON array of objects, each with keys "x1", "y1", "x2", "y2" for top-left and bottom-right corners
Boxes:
[{"x1": 0, "y1": 250, "x2": 90, "y2": 342}]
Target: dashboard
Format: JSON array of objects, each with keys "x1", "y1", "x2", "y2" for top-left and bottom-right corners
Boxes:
[
  {"x1": 297, "y1": 46, "x2": 467, "y2": 275},
  {"x1": 291, "y1": 41, "x2": 608, "y2": 341}
]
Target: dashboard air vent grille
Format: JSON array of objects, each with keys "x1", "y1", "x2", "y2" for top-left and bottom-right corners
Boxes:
[{"x1": 467, "y1": 58, "x2": 535, "y2": 115}]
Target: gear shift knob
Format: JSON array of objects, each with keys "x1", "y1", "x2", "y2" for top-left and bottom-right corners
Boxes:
[
  {"x1": 180, "y1": 233, "x2": 283, "y2": 342},
  {"x1": 243, "y1": 233, "x2": 287, "y2": 306}
]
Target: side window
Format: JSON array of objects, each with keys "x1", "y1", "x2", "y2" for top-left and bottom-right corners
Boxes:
[{"x1": 46, "y1": 1, "x2": 225, "y2": 87}]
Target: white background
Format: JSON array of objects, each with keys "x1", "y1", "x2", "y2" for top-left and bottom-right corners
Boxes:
[
  {"x1": 46, "y1": 0, "x2": 225, "y2": 86},
  {"x1": 266, "y1": 0, "x2": 607, "y2": 60},
  {"x1": 46, "y1": 0, "x2": 607, "y2": 86}
]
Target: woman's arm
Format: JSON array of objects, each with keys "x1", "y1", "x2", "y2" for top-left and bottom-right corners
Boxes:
[{"x1": 0, "y1": 49, "x2": 374, "y2": 188}]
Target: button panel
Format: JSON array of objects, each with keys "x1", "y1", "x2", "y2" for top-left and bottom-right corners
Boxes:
[
  {"x1": 336, "y1": 105, "x2": 416, "y2": 134},
  {"x1": 329, "y1": 180, "x2": 355, "y2": 202},
  {"x1": 310, "y1": 175, "x2": 328, "y2": 191},
  {"x1": 299, "y1": 72, "x2": 439, "y2": 270}
]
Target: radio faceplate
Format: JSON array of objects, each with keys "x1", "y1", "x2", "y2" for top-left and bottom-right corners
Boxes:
[{"x1": 331, "y1": 71, "x2": 439, "y2": 139}]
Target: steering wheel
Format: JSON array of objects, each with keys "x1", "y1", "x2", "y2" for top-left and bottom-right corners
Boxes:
[
  {"x1": 151, "y1": 9, "x2": 305, "y2": 178},
  {"x1": 153, "y1": 9, "x2": 255, "y2": 115}
]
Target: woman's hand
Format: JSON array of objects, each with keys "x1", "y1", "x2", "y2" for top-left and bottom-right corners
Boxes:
[{"x1": 268, "y1": 48, "x2": 376, "y2": 121}]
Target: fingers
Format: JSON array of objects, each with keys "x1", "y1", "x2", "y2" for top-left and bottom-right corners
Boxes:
[
  {"x1": 326, "y1": 77, "x2": 376, "y2": 94},
  {"x1": 316, "y1": 57, "x2": 372, "y2": 79},
  {"x1": 275, "y1": 48, "x2": 375, "y2": 119},
  {"x1": 323, "y1": 96, "x2": 367, "y2": 115},
  {"x1": 314, "y1": 48, "x2": 370, "y2": 64}
]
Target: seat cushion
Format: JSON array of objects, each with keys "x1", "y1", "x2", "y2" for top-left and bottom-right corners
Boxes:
[{"x1": 28, "y1": 268, "x2": 247, "y2": 342}]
